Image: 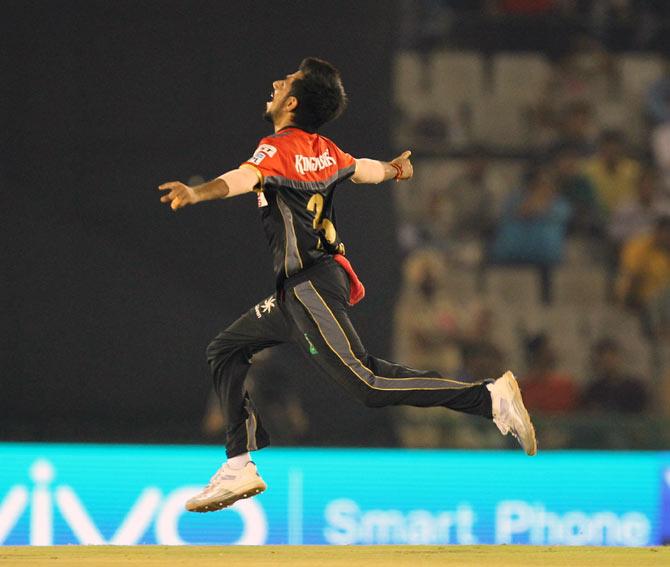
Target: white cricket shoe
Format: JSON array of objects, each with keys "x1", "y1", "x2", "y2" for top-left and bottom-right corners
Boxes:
[
  {"x1": 487, "y1": 371, "x2": 537, "y2": 456},
  {"x1": 185, "y1": 461, "x2": 267, "y2": 513}
]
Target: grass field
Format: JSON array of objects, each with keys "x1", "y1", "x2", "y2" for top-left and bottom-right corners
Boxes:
[{"x1": 1, "y1": 546, "x2": 668, "y2": 566}]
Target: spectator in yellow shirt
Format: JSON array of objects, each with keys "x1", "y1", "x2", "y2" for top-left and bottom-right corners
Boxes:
[
  {"x1": 584, "y1": 130, "x2": 641, "y2": 217},
  {"x1": 616, "y1": 215, "x2": 670, "y2": 337}
]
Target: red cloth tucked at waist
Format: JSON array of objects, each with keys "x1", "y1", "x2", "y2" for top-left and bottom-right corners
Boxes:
[{"x1": 333, "y1": 254, "x2": 365, "y2": 306}]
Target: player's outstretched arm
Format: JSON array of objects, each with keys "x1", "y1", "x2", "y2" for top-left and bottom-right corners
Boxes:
[
  {"x1": 351, "y1": 150, "x2": 413, "y2": 185},
  {"x1": 158, "y1": 167, "x2": 259, "y2": 211}
]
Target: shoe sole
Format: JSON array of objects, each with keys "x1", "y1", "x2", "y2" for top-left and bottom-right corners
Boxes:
[
  {"x1": 186, "y1": 479, "x2": 267, "y2": 513},
  {"x1": 503, "y1": 371, "x2": 538, "y2": 456}
]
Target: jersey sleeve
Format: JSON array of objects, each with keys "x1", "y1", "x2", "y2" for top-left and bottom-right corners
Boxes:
[
  {"x1": 331, "y1": 143, "x2": 356, "y2": 182},
  {"x1": 241, "y1": 137, "x2": 285, "y2": 188}
]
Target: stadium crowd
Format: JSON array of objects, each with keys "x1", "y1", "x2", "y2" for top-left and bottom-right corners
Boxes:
[{"x1": 390, "y1": 4, "x2": 670, "y2": 449}]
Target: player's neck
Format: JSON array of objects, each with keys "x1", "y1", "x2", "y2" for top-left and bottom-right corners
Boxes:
[{"x1": 273, "y1": 114, "x2": 296, "y2": 133}]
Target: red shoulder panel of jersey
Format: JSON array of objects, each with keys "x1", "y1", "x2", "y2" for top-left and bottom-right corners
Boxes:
[{"x1": 242, "y1": 127, "x2": 355, "y2": 185}]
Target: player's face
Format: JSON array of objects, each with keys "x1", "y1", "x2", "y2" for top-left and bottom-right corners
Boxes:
[{"x1": 264, "y1": 70, "x2": 303, "y2": 124}]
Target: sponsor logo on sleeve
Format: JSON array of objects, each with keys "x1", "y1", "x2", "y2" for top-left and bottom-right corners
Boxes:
[{"x1": 258, "y1": 144, "x2": 277, "y2": 157}]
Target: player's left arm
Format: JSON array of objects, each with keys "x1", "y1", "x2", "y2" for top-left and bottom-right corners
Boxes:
[
  {"x1": 158, "y1": 167, "x2": 259, "y2": 211},
  {"x1": 351, "y1": 150, "x2": 413, "y2": 185}
]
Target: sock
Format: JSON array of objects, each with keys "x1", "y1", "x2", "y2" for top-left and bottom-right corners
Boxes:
[{"x1": 227, "y1": 452, "x2": 251, "y2": 470}]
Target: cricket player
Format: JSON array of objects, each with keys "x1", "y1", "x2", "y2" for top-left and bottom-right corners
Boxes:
[{"x1": 159, "y1": 58, "x2": 537, "y2": 513}]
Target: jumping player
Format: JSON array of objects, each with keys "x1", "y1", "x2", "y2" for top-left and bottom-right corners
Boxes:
[{"x1": 158, "y1": 58, "x2": 537, "y2": 513}]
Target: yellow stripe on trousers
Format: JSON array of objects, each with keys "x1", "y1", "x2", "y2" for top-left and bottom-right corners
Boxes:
[{"x1": 293, "y1": 281, "x2": 481, "y2": 391}]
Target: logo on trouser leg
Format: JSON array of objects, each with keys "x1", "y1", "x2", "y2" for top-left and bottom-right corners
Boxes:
[
  {"x1": 254, "y1": 296, "x2": 277, "y2": 319},
  {"x1": 303, "y1": 333, "x2": 318, "y2": 355}
]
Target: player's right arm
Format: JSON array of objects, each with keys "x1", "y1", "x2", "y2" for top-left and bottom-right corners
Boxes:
[
  {"x1": 351, "y1": 150, "x2": 413, "y2": 184},
  {"x1": 158, "y1": 167, "x2": 259, "y2": 211}
]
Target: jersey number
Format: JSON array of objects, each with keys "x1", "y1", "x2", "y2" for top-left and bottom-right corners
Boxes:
[{"x1": 307, "y1": 194, "x2": 344, "y2": 254}]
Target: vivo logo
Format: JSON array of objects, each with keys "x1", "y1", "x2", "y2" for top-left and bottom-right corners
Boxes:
[{"x1": 0, "y1": 459, "x2": 267, "y2": 545}]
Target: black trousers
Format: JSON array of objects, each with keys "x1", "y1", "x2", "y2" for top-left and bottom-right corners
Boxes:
[{"x1": 207, "y1": 257, "x2": 493, "y2": 458}]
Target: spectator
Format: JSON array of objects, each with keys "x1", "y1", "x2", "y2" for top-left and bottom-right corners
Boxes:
[
  {"x1": 435, "y1": 148, "x2": 497, "y2": 267},
  {"x1": 609, "y1": 167, "x2": 670, "y2": 247},
  {"x1": 519, "y1": 334, "x2": 580, "y2": 413},
  {"x1": 538, "y1": 35, "x2": 616, "y2": 125},
  {"x1": 552, "y1": 141, "x2": 603, "y2": 235},
  {"x1": 616, "y1": 215, "x2": 670, "y2": 337},
  {"x1": 558, "y1": 101, "x2": 598, "y2": 157},
  {"x1": 444, "y1": 147, "x2": 496, "y2": 242},
  {"x1": 583, "y1": 130, "x2": 642, "y2": 217},
  {"x1": 395, "y1": 250, "x2": 457, "y2": 372},
  {"x1": 458, "y1": 341, "x2": 504, "y2": 383},
  {"x1": 646, "y1": 60, "x2": 670, "y2": 190},
  {"x1": 645, "y1": 59, "x2": 670, "y2": 128},
  {"x1": 534, "y1": 99, "x2": 598, "y2": 155},
  {"x1": 490, "y1": 164, "x2": 571, "y2": 299},
  {"x1": 581, "y1": 338, "x2": 649, "y2": 413},
  {"x1": 395, "y1": 250, "x2": 497, "y2": 373}
]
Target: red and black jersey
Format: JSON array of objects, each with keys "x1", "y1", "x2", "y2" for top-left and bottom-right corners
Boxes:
[{"x1": 242, "y1": 127, "x2": 356, "y2": 287}]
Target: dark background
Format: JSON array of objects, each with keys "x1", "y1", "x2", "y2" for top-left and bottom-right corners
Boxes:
[{"x1": 2, "y1": 1, "x2": 398, "y2": 442}]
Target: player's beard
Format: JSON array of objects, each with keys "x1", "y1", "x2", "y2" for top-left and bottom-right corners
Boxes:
[
  {"x1": 263, "y1": 97, "x2": 278, "y2": 125},
  {"x1": 263, "y1": 92, "x2": 288, "y2": 125}
]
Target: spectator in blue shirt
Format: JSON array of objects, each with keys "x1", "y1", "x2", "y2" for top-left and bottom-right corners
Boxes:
[{"x1": 491, "y1": 165, "x2": 571, "y2": 267}]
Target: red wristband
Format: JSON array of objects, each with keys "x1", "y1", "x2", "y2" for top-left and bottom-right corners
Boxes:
[{"x1": 390, "y1": 162, "x2": 403, "y2": 180}]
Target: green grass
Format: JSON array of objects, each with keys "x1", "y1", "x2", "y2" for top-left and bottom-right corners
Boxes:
[{"x1": 0, "y1": 546, "x2": 668, "y2": 566}]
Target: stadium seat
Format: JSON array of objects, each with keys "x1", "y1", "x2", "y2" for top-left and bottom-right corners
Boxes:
[
  {"x1": 393, "y1": 158, "x2": 461, "y2": 219},
  {"x1": 492, "y1": 52, "x2": 551, "y2": 104},
  {"x1": 563, "y1": 237, "x2": 596, "y2": 267},
  {"x1": 393, "y1": 51, "x2": 428, "y2": 111},
  {"x1": 430, "y1": 51, "x2": 485, "y2": 149},
  {"x1": 431, "y1": 50, "x2": 486, "y2": 103},
  {"x1": 553, "y1": 267, "x2": 608, "y2": 306},
  {"x1": 587, "y1": 306, "x2": 641, "y2": 340},
  {"x1": 486, "y1": 160, "x2": 525, "y2": 212},
  {"x1": 392, "y1": 51, "x2": 438, "y2": 149},
  {"x1": 472, "y1": 95, "x2": 531, "y2": 150},
  {"x1": 541, "y1": 306, "x2": 590, "y2": 381},
  {"x1": 619, "y1": 54, "x2": 664, "y2": 99},
  {"x1": 582, "y1": 306, "x2": 654, "y2": 375},
  {"x1": 624, "y1": 336, "x2": 652, "y2": 378},
  {"x1": 487, "y1": 303, "x2": 525, "y2": 370},
  {"x1": 597, "y1": 97, "x2": 647, "y2": 147},
  {"x1": 442, "y1": 269, "x2": 479, "y2": 300},
  {"x1": 485, "y1": 267, "x2": 541, "y2": 307}
]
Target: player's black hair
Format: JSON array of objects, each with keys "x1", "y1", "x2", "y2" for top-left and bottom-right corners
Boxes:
[{"x1": 289, "y1": 57, "x2": 348, "y2": 131}]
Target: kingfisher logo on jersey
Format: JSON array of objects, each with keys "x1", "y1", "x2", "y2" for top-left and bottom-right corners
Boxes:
[
  {"x1": 294, "y1": 149, "x2": 337, "y2": 175},
  {"x1": 249, "y1": 144, "x2": 277, "y2": 166}
]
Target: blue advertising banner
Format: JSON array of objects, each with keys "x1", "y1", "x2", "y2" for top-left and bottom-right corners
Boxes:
[{"x1": 0, "y1": 444, "x2": 666, "y2": 546}]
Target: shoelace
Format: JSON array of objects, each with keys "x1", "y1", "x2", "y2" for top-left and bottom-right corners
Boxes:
[{"x1": 204, "y1": 464, "x2": 229, "y2": 490}]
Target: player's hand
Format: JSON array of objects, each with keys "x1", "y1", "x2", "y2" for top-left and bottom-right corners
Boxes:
[
  {"x1": 158, "y1": 181, "x2": 199, "y2": 211},
  {"x1": 390, "y1": 150, "x2": 413, "y2": 182}
]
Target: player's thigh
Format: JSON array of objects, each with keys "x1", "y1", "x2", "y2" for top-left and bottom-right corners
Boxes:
[
  {"x1": 209, "y1": 294, "x2": 290, "y2": 354},
  {"x1": 286, "y1": 280, "x2": 366, "y2": 359}
]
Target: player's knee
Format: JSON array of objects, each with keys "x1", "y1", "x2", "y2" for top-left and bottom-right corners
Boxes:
[{"x1": 206, "y1": 335, "x2": 237, "y2": 368}]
